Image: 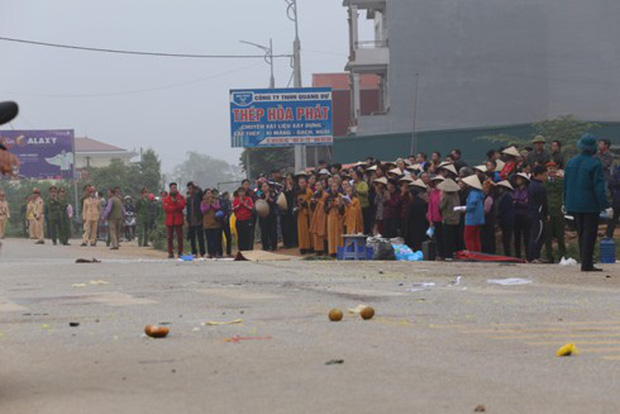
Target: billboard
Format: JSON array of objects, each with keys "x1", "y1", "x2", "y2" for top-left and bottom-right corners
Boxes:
[
  {"x1": 0, "y1": 130, "x2": 75, "y2": 179},
  {"x1": 230, "y1": 87, "x2": 333, "y2": 148}
]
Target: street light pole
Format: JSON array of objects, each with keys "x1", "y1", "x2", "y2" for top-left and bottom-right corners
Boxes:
[
  {"x1": 410, "y1": 73, "x2": 420, "y2": 156},
  {"x1": 239, "y1": 39, "x2": 276, "y2": 89},
  {"x1": 239, "y1": 39, "x2": 279, "y2": 179},
  {"x1": 286, "y1": 0, "x2": 306, "y2": 172}
]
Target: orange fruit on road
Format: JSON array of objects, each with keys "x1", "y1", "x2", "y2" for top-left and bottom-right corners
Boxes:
[
  {"x1": 328, "y1": 309, "x2": 344, "y2": 322},
  {"x1": 144, "y1": 324, "x2": 169, "y2": 338},
  {"x1": 360, "y1": 306, "x2": 375, "y2": 320}
]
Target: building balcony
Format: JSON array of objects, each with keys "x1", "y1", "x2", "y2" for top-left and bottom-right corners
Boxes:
[
  {"x1": 346, "y1": 40, "x2": 389, "y2": 73},
  {"x1": 342, "y1": 0, "x2": 386, "y2": 10}
]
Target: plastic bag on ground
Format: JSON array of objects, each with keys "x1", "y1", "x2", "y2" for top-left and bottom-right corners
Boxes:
[
  {"x1": 487, "y1": 278, "x2": 533, "y2": 286},
  {"x1": 393, "y1": 244, "x2": 423, "y2": 262},
  {"x1": 559, "y1": 257, "x2": 578, "y2": 266}
]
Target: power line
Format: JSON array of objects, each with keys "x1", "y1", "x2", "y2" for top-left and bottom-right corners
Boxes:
[
  {"x1": 1, "y1": 63, "x2": 263, "y2": 98},
  {"x1": 0, "y1": 35, "x2": 293, "y2": 59}
]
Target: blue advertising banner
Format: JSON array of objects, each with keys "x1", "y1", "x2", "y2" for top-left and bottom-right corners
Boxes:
[
  {"x1": 0, "y1": 130, "x2": 75, "y2": 179},
  {"x1": 230, "y1": 87, "x2": 333, "y2": 148}
]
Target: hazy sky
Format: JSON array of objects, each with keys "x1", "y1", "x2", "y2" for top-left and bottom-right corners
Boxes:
[{"x1": 0, "y1": 1, "x2": 372, "y2": 172}]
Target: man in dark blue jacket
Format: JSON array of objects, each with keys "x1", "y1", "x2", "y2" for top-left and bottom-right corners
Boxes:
[
  {"x1": 186, "y1": 182, "x2": 205, "y2": 257},
  {"x1": 564, "y1": 134, "x2": 610, "y2": 272},
  {"x1": 527, "y1": 166, "x2": 548, "y2": 263}
]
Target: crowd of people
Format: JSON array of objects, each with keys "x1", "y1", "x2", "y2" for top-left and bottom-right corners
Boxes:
[
  {"x1": 0, "y1": 133, "x2": 615, "y2": 271},
  {"x1": 152, "y1": 133, "x2": 612, "y2": 271}
]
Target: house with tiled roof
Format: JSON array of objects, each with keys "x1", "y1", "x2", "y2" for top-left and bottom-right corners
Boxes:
[{"x1": 75, "y1": 137, "x2": 137, "y2": 169}]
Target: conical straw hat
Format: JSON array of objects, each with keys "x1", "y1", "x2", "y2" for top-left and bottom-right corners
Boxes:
[
  {"x1": 501, "y1": 146, "x2": 520, "y2": 157},
  {"x1": 496, "y1": 180, "x2": 514, "y2": 191},
  {"x1": 462, "y1": 175, "x2": 483, "y2": 190},
  {"x1": 437, "y1": 178, "x2": 460, "y2": 193}
]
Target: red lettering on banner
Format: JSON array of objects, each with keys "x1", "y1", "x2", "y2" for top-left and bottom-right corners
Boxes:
[
  {"x1": 296, "y1": 105, "x2": 329, "y2": 121},
  {"x1": 267, "y1": 107, "x2": 294, "y2": 122},
  {"x1": 233, "y1": 108, "x2": 265, "y2": 122}
]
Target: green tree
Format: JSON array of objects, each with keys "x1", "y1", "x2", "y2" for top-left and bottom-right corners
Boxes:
[
  {"x1": 85, "y1": 159, "x2": 141, "y2": 196},
  {"x1": 138, "y1": 149, "x2": 162, "y2": 192},
  {"x1": 239, "y1": 147, "x2": 294, "y2": 178},
  {"x1": 477, "y1": 115, "x2": 600, "y2": 158},
  {"x1": 532, "y1": 116, "x2": 600, "y2": 158},
  {"x1": 172, "y1": 151, "x2": 242, "y2": 189}
]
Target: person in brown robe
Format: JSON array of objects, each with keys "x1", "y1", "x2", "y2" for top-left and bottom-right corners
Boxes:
[
  {"x1": 295, "y1": 175, "x2": 314, "y2": 254},
  {"x1": 326, "y1": 181, "x2": 344, "y2": 257},
  {"x1": 309, "y1": 181, "x2": 328, "y2": 255},
  {"x1": 342, "y1": 181, "x2": 364, "y2": 235}
]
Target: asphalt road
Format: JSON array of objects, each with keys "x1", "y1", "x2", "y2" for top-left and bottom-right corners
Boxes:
[{"x1": 0, "y1": 239, "x2": 619, "y2": 413}]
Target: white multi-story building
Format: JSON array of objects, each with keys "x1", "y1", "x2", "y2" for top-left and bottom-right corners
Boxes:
[{"x1": 342, "y1": 0, "x2": 620, "y2": 140}]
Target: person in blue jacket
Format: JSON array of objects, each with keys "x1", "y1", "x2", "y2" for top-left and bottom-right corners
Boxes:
[
  {"x1": 564, "y1": 134, "x2": 610, "y2": 272},
  {"x1": 462, "y1": 175, "x2": 485, "y2": 252}
]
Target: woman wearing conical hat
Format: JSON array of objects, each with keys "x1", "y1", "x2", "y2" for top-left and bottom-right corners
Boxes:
[
  {"x1": 437, "y1": 179, "x2": 460, "y2": 259},
  {"x1": 461, "y1": 175, "x2": 485, "y2": 252},
  {"x1": 405, "y1": 179, "x2": 429, "y2": 252}
]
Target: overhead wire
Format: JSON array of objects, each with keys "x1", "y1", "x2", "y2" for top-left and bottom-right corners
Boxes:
[
  {"x1": 0, "y1": 35, "x2": 293, "y2": 59},
  {"x1": 1, "y1": 62, "x2": 264, "y2": 98}
]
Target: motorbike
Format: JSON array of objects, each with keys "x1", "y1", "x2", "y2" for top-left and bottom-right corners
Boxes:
[{"x1": 124, "y1": 210, "x2": 137, "y2": 242}]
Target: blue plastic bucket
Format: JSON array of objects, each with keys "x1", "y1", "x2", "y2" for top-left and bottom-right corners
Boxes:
[{"x1": 600, "y1": 238, "x2": 616, "y2": 264}]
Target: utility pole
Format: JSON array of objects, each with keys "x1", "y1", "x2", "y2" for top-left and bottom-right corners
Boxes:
[
  {"x1": 410, "y1": 73, "x2": 420, "y2": 156},
  {"x1": 286, "y1": 0, "x2": 306, "y2": 172}
]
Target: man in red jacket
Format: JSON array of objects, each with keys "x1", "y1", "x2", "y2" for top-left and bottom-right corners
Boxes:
[{"x1": 163, "y1": 183, "x2": 186, "y2": 259}]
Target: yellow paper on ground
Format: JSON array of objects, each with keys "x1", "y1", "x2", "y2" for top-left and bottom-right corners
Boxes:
[{"x1": 203, "y1": 319, "x2": 243, "y2": 326}]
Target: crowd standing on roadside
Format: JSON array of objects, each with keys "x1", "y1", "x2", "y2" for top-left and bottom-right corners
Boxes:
[{"x1": 0, "y1": 134, "x2": 615, "y2": 271}]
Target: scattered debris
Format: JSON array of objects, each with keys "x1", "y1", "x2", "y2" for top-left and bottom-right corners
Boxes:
[
  {"x1": 406, "y1": 282, "x2": 437, "y2": 292},
  {"x1": 348, "y1": 305, "x2": 368, "y2": 315},
  {"x1": 329, "y1": 309, "x2": 344, "y2": 322},
  {"x1": 474, "y1": 405, "x2": 486, "y2": 412},
  {"x1": 223, "y1": 335, "x2": 272, "y2": 343},
  {"x1": 360, "y1": 306, "x2": 375, "y2": 320},
  {"x1": 69, "y1": 322, "x2": 80, "y2": 327},
  {"x1": 376, "y1": 317, "x2": 410, "y2": 326},
  {"x1": 559, "y1": 257, "x2": 578, "y2": 266},
  {"x1": 556, "y1": 343, "x2": 578, "y2": 357},
  {"x1": 487, "y1": 278, "x2": 533, "y2": 286},
  {"x1": 450, "y1": 276, "x2": 462, "y2": 286},
  {"x1": 144, "y1": 325, "x2": 169, "y2": 338},
  {"x1": 71, "y1": 283, "x2": 87, "y2": 288},
  {"x1": 325, "y1": 359, "x2": 344, "y2": 365},
  {"x1": 203, "y1": 319, "x2": 243, "y2": 326},
  {"x1": 606, "y1": 275, "x2": 612, "y2": 279},
  {"x1": 89, "y1": 280, "x2": 109, "y2": 285},
  {"x1": 75, "y1": 258, "x2": 101, "y2": 264},
  {"x1": 180, "y1": 255, "x2": 194, "y2": 262}
]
